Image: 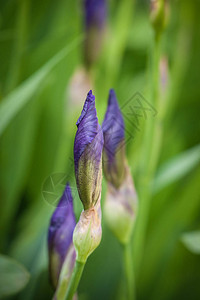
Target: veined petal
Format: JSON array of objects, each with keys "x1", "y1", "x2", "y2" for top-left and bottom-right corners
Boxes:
[
  {"x1": 74, "y1": 90, "x2": 98, "y2": 171},
  {"x1": 102, "y1": 89, "x2": 124, "y2": 159},
  {"x1": 48, "y1": 183, "x2": 76, "y2": 288}
]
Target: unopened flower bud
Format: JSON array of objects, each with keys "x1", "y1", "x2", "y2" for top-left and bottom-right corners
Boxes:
[
  {"x1": 102, "y1": 89, "x2": 138, "y2": 244},
  {"x1": 74, "y1": 90, "x2": 104, "y2": 210},
  {"x1": 150, "y1": 0, "x2": 170, "y2": 39},
  {"x1": 48, "y1": 183, "x2": 76, "y2": 289},
  {"x1": 73, "y1": 200, "x2": 102, "y2": 263},
  {"x1": 102, "y1": 89, "x2": 126, "y2": 188},
  {"x1": 83, "y1": 0, "x2": 107, "y2": 66}
]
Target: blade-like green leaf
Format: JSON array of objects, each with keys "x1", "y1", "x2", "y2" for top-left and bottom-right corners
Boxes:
[
  {"x1": 153, "y1": 144, "x2": 200, "y2": 194},
  {"x1": 0, "y1": 254, "x2": 30, "y2": 298},
  {"x1": 0, "y1": 35, "x2": 83, "y2": 136},
  {"x1": 181, "y1": 231, "x2": 200, "y2": 254}
]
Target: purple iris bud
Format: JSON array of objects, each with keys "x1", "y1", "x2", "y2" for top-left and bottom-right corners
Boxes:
[
  {"x1": 48, "y1": 183, "x2": 76, "y2": 289},
  {"x1": 83, "y1": 0, "x2": 107, "y2": 66},
  {"x1": 103, "y1": 90, "x2": 138, "y2": 244},
  {"x1": 74, "y1": 90, "x2": 104, "y2": 210},
  {"x1": 84, "y1": 0, "x2": 107, "y2": 30},
  {"x1": 102, "y1": 89, "x2": 126, "y2": 188}
]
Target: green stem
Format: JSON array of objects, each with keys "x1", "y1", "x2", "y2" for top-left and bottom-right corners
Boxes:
[
  {"x1": 63, "y1": 261, "x2": 85, "y2": 300},
  {"x1": 133, "y1": 36, "x2": 162, "y2": 273},
  {"x1": 123, "y1": 243, "x2": 135, "y2": 300},
  {"x1": 105, "y1": 0, "x2": 135, "y2": 89}
]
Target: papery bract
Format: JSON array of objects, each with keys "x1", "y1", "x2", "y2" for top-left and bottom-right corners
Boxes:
[
  {"x1": 73, "y1": 200, "x2": 102, "y2": 263},
  {"x1": 104, "y1": 166, "x2": 137, "y2": 244}
]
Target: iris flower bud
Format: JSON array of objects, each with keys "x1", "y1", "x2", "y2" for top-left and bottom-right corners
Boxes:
[
  {"x1": 48, "y1": 183, "x2": 76, "y2": 289},
  {"x1": 74, "y1": 90, "x2": 104, "y2": 210},
  {"x1": 83, "y1": 0, "x2": 107, "y2": 66},
  {"x1": 102, "y1": 89, "x2": 138, "y2": 244},
  {"x1": 150, "y1": 0, "x2": 170, "y2": 39},
  {"x1": 73, "y1": 90, "x2": 103, "y2": 263},
  {"x1": 102, "y1": 89, "x2": 126, "y2": 188}
]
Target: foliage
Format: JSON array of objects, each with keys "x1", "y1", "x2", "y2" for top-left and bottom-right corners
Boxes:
[{"x1": 0, "y1": 0, "x2": 200, "y2": 299}]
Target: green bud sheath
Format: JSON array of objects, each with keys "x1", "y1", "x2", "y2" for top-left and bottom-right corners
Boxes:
[
  {"x1": 73, "y1": 199, "x2": 102, "y2": 263},
  {"x1": 53, "y1": 244, "x2": 76, "y2": 300},
  {"x1": 76, "y1": 140, "x2": 103, "y2": 210},
  {"x1": 103, "y1": 139, "x2": 126, "y2": 189},
  {"x1": 104, "y1": 165, "x2": 138, "y2": 244}
]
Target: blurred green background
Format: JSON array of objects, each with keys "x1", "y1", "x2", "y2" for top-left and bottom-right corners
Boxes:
[{"x1": 0, "y1": 0, "x2": 200, "y2": 299}]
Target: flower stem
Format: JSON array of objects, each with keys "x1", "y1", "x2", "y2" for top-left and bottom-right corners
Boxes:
[
  {"x1": 63, "y1": 260, "x2": 85, "y2": 300},
  {"x1": 133, "y1": 36, "x2": 162, "y2": 273},
  {"x1": 123, "y1": 243, "x2": 135, "y2": 300}
]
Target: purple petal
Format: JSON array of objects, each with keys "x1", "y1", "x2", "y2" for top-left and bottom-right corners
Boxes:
[
  {"x1": 74, "y1": 90, "x2": 101, "y2": 172},
  {"x1": 102, "y1": 89, "x2": 125, "y2": 163},
  {"x1": 84, "y1": 0, "x2": 107, "y2": 30},
  {"x1": 48, "y1": 183, "x2": 76, "y2": 288}
]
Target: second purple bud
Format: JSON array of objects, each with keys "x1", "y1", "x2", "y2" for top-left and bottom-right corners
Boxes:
[{"x1": 102, "y1": 89, "x2": 138, "y2": 244}]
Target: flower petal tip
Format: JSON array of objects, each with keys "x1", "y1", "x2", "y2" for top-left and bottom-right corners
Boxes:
[
  {"x1": 74, "y1": 90, "x2": 98, "y2": 171},
  {"x1": 102, "y1": 89, "x2": 126, "y2": 188},
  {"x1": 108, "y1": 88, "x2": 117, "y2": 104},
  {"x1": 76, "y1": 90, "x2": 95, "y2": 127}
]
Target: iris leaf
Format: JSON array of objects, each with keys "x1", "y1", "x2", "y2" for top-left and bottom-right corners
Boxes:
[
  {"x1": 0, "y1": 35, "x2": 83, "y2": 136},
  {"x1": 181, "y1": 231, "x2": 200, "y2": 254},
  {"x1": 153, "y1": 144, "x2": 200, "y2": 194}
]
